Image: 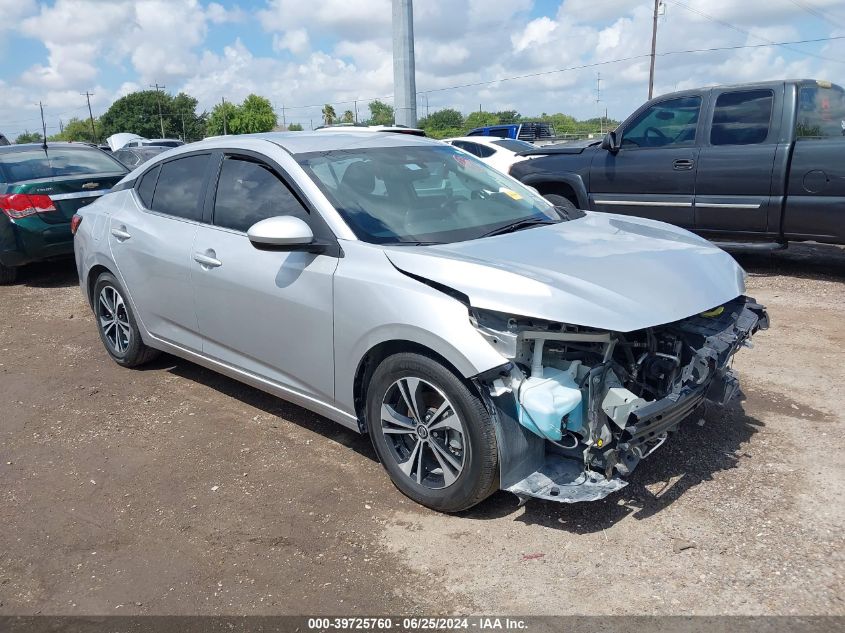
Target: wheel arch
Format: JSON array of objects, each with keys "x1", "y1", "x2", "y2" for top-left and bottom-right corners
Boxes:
[
  {"x1": 86, "y1": 263, "x2": 116, "y2": 309},
  {"x1": 522, "y1": 174, "x2": 589, "y2": 208},
  {"x1": 352, "y1": 338, "x2": 484, "y2": 433}
]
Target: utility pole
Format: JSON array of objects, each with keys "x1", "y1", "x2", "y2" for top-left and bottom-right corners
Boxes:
[
  {"x1": 354, "y1": 100, "x2": 358, "y2": 123},
  {"x1": 81, "y1": 90, "x2": 97, "y2": 142},
  {"x1": 180, "y1": 110, "x2": 186, "y2": 141},
  {"x1": 39, "y1": 102, "x2": 48, "y2": 148},
  {"x1": 150, "y1": 83, "x2": 166, "y2": 138},
  {"x1": 281, "y1": 104, "x2": 286, "y2": 128},
  {"x1": 221, "y1": 97, "x2": 228, "y2": 135},
  {"x1": 59, "y1": 119, "x2": 64, "y2": 134},
  {"x1": 595, "y1": 72, "x2": 604, "y2": 135},
  {"x1": 648, "y1": 0, "x2": 660, "y2": 99},
  {"x1": 392, "y1": 0, "x2": 417, "y2": 127}
]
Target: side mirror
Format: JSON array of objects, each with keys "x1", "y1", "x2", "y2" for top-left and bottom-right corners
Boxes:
[
  {"x1": 601, "y1": 131, "x2": 620, "y2": 153},
  {"x1": 247, "y1": 216, "x2": 322, "y2": 252}
]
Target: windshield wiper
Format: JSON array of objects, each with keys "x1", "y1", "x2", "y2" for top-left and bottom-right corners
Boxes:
[
  {"x1": 480, "y1": 217, "x2": 556, "y2": 238},
  {"x1": 391, "y1": 240, "x2": 444, "y2": 246}
]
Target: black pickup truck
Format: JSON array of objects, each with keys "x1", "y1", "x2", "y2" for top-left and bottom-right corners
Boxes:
[{"x1": 510, "y1": 79, "x2": 845, "y2": 247}]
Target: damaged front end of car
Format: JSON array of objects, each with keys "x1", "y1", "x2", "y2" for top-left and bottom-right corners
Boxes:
[{"x1": 472, "y1": 295, "x2": 769, "y2": 504}]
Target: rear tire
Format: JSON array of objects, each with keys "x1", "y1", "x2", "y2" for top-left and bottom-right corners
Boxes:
[
  {"x1": 366, "y1": 352, "x2": 498, "y2": 513},
  {"x1": 93, "y1": 272, "x2": 159, "y2": 368},
  {"x1": 0, "y1": 263, "x2": 18, "y2": 285}
]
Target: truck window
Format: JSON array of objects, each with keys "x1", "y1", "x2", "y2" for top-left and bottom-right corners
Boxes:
[
  {"x1": 796, "y1": 84, "x2": 845, "y2": 140},
  {"x1": 710, "y1": 90, "x2": 773, "y2": 145},
  {"x1": 621, "y1": 96, "x2": 701, "y2": 148}
]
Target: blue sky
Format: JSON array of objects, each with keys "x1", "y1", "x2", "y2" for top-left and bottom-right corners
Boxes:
[{"x1": 1, "y1": 0, "x2": 843, "y2": 139}]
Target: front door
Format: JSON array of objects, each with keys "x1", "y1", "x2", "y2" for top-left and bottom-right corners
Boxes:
[
  {"x1": 191, "y1": 153, "x2": 338, "y2": 403},
  {"x1": 589, "y1": 95, "x2": 703, "y2": 228}
]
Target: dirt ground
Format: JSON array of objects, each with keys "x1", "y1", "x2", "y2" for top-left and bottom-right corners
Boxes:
[{"x1": 0, "y1": 243, "x2": 842, "y2": 616}]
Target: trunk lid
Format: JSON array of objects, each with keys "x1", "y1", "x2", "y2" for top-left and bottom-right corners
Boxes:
[{"x1": 11, "y1": 173, "x2": 124, "y2": 223}]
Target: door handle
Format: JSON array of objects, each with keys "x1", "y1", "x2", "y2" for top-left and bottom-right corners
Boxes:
[
  {"x1": 110, "y1": 226, "x2": 131, "y2": 241},
  {"x1": 193, "y1": 251, "x2": 222, "y2": 268},
  {"x1": 673, "y1": 159, "x2": 695, "y2": 171}
]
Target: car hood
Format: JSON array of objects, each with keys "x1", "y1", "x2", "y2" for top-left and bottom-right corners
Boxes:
[{"x1": 382, "y1": 212, "x2": 746, "y2": 333}]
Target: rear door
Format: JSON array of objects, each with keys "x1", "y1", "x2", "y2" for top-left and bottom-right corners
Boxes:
[
  {"x1": 191, "y1": 152, "x2": 338, "y2": 403},
  {"x1": 108, "y1": 153, "x2": 213, "y2": 351},
  {"x1": 694, "y1": 87, "x2": 780, "y2": 236},
  {"x1": 589, "y1": 95, "x2": 703, "y2": 227}
]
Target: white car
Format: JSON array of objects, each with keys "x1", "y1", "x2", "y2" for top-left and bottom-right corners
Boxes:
[{"x1": 443, "y1": 136, "x2": 536, "y2": 174}]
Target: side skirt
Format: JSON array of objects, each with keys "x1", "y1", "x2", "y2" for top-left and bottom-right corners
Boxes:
[{"x1": 146, "y1": 334, "x2": 361, "y2": 432}]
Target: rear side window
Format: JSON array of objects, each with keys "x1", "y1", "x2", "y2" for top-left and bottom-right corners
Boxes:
[
  {"x1": 710, "y1": 90, "x2": 773, "y2": 145},
  {"x1": 213, "y1": 157, "x2": 308, "y2": 232},
  {"x1": 136, "y1": 165, "x2": 160, "y2": 208},
  {"x1": 150, "y1": 155, "x2": 209, "y2": 221},
  {"x1": 0, "y1": 147, "x2": 126, "y2": 182},
  {"x1": 796, "y1": 84, "x2": 845, "y2": 140}
]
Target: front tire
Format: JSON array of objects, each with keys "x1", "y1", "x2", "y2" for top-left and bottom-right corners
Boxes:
[
  {"x1": 366, "y1": 353, "x2": 498, "y2": 512},
  {"x1": 543, "y1": 193, "x2": 579, "y2": 213},
  {"x1": 93, "y1": 272, "x2": 159, "y2": 367}
]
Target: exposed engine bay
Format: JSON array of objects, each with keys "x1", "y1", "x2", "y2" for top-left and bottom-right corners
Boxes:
[{"x1": 472, "y1": 295, "x2": 769, "y2": 503}]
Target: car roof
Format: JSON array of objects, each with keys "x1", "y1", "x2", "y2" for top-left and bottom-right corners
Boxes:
[
  {"x1": 653, "y1": 78, "x2": 841, "y2": 101},
  {"x1": 185, "y1": 131, "x2": 441, "y2": 155},
  {"x1": 0, "y1": 142, "x2": 105, "y2": 153}
]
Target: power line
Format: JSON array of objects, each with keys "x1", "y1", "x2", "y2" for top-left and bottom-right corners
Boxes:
[
  {"x1": 664, "y1": 0, "x2": 844, "y2": 64},
  {"x1": 787, "y1": 0, "x2": 845, "y2": 30}
]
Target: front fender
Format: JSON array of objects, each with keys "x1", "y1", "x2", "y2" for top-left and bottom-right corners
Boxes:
[{"x1": 333, "y1": 241, "x2": 507, "y2": 417}]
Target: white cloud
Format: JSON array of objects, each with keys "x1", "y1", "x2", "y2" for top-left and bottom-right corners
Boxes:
[
  {"x1": 2, "y1": 0, "x2": 844, "y2": 138},
  {"x1": 273, "y1": 28, "x2": 310, "y2": 55}
]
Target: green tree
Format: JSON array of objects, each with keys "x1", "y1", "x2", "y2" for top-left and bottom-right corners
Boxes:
[
  {"x1": 15, "y1": 131, "x2": 43, "y2": 144},
  {"x1": 342, "y1": 110, "x2": 355, "y2": 124},
  {"x1": 206, "y1": 100, "x2": 239, "y2": 136},
  {"x1": 418, "y1": 108, "x2": 463, "y2": 131},
  {"x1": 230, "y1": 94, "x2": 277, "y2": 134},
  {"x1": 321, "y1": 104, "x2": 337, "y2": 126},
  {"x1": 48, "y1": 117, "x2": 99, "y2": 143},
  {"x1": 99, "y1": 90, "x2": 206, "y2": 140},
  {"x1": 366, "y1": 99, "x2": 394, "y2": 126},
  {"x1": 463, "y1": 111, "x2": 499, "y2": 129},
  {"x1": 171, "y1": 92, "x2": 208, "y2": 141},
  {"x1": 287, "y1": 123, "x2": 304, "y2": 131},
  {"x1": 496, "y1": 110, "x2": 520, "y2": 124}
]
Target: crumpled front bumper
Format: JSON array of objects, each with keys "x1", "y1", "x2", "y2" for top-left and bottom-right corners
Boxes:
[{"x1": 500, "y1": 297, "x2": 768, "y2": 504}]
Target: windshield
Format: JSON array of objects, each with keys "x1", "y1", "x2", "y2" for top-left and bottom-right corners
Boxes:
[
  {"x1": 0, "y1": 147, "x2": 126, "y2": 182},
  {"x1": 296, "y1": 145, "x2": 561, "y2": 244}
]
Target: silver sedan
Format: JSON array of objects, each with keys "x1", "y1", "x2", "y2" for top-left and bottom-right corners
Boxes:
[{"x1": 73, "y1": 131, "x2": 767, "y2": 512}]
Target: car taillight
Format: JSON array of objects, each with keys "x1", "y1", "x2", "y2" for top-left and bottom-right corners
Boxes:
[
  {"x1": 70, "y1": 214, "x2": 83, "y2": 235},
  {"x1": 0, "y1": 193, "x2": 57, "y2": 220}
]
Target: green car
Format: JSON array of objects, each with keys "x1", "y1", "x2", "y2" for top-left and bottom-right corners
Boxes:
[{"x1": 0, "y1": 143, "x2": 128, "y2": 284}]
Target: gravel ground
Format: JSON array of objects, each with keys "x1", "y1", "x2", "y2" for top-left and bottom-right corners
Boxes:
[{"x1": 0, "y1": 243, "x2": 842, "y2": 616}]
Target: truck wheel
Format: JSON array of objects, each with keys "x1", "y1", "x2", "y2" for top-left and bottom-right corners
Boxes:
[
  {"x1": 544, "y1": 193, "x2": 580, "y2": 213},
  {"x1": 366, "y1": 353, "x2": 498, "y2": 513},
  {"x1": 0, "y1": 263, "x2": 18, "y2": 285}
]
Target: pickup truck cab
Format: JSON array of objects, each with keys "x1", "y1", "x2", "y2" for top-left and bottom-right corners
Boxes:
[
  {"x1": 467, "y1": 122, "x2": 555, "y2": 143},
  {"x1": 510, "y1": 79, "x2": 845, "y2": 246}
]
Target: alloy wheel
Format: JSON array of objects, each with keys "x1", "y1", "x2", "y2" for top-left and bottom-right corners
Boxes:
[
  {"x1": 98, "y1": 285, "x2": 131, "y2": 355},
  {"x1": 380, "y1": 377, "x2": 466, "y2": 489}
]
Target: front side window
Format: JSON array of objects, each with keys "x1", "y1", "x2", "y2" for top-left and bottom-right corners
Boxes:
[
  {"x1": 796, "y1": 84, "x2": 845, "y2": 140},
  {"x1": 711, "y1": 90, "x2": 773, "y2": 146},
  {"x1": 213, "y1": 157, "x2": 308, "y2": 232},
  {"x1": 149, "y1": 154, "x2": 209, "y2": 221},
  {"x1": 297, "y1": 144, "x2": 561, "y2": 245},
  {"x1": 622, "y1": 96, "x2": 702, "y2": 148}
]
